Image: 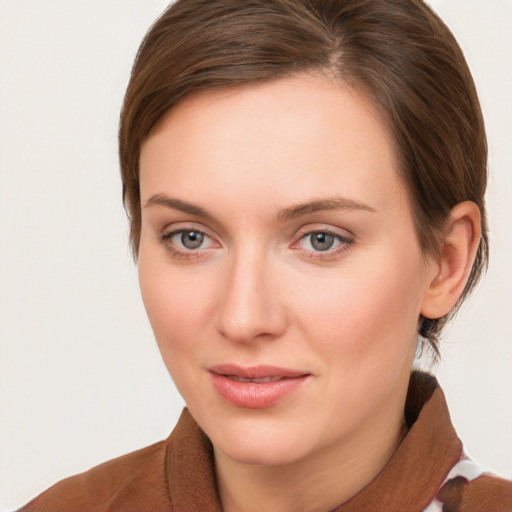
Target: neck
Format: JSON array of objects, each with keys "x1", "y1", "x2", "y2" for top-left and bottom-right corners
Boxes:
[{"x1": 214, "y1": 404, "x2": 408, "y2": 512}]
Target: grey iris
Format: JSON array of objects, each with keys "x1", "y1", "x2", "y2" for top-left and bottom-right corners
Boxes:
[
  {"x1": 181, "y1": 231, "x2": 204, "y2": 249},
  {"x1": 311, "y1": 233, "x2": 334, "y2": 251}
]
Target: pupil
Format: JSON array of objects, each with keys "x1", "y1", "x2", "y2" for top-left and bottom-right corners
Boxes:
[
  {"x1": 181, "y1": 231, "x2": 204, "y2": 249},
  {"x1": 311, "y1": 233, "x2": 334, "y2": 251}
]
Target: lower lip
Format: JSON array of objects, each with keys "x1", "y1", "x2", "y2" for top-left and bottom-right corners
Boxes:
[{"x1": 210, "y1": 373, "x2": 309, "y2": 409}]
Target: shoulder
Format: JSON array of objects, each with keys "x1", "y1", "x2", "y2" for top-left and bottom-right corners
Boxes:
[
  {"x1": 431, "y1": 458, "x2": 512, "y2": 512},
  {"x1": 460, "y1": 474, "x2": 512, "y2": 511},
  {"x1": 18, "y1": 440, "x2": 172, "y2": 512}
]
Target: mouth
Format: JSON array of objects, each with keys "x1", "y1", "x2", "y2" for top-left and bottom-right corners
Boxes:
[
  {"x1": 225, "y1": 375, "x2": 285, "y2": 383},
  {"x1": 207, "y1": 364, "x2": 310, "y2": 409}
]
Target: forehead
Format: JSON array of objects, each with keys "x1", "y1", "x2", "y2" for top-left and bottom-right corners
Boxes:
[{"x1": 139, "y1": 74, "x2": 406, "y2": 217}]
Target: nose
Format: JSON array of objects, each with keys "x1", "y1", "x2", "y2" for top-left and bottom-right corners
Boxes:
[{"x1": 214, "y1": 247, "x2": 287, "y2": 343}]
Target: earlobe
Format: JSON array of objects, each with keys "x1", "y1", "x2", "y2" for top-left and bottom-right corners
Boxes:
[{"x1": 420, "y1": 201, "x2": 481, "y2": 320}]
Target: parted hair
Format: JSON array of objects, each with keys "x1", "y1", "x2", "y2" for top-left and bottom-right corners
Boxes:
[{"x1": 119, "y1": 0, "x2": 488, "y2": 355}]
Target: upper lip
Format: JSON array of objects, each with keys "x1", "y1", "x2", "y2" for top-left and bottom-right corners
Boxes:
[{"x1": 208, "y1": 364, "x2": 309, "y2": 379}]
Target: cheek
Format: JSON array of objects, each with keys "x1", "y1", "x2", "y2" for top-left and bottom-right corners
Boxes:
[
  {"x1": 292, "y1": 251, "x2": 425, "y2": 361},
  {"x1": 138, "y1": 257, "x2": 218, "y2": 406},
  {"x1": 138, "y1": 256, "x2": 212, "y2": 356}
]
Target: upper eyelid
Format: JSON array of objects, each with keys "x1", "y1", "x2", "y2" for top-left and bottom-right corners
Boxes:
[
  {"x1": 299, "y1": 228, "x2": 350, "y2": 238},
  {"x1": 163, "y1": 228, "x2": 218, "y2": 245},
  {"x1": 289, "y1": 227, "x2": 354, "y2": 254},
  {"x1": 295, "y1": 231, "x2": 352, "y2": 247},
  {"x1": 159, "y1": 224, "x2": 221, "y2": 253},
  {"x1": 294, "y1": 223, "x2": 354, "y2": 239},
  {"x1": 160, "y1": 229, "x2": 220, "y2": 257},
  {"x1": 148, "y1": 208, "x2": 226, "y2": 239},
  {"x1": 162, "y1": 222, "x2": 217, "y2": 239}
]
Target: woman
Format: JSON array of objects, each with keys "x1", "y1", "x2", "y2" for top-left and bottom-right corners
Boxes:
[{"x1": 17, "y1": 0, "x2": 512, "y2": 510}]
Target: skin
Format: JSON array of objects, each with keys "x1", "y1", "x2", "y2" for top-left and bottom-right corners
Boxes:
[{"x1": 137, "y1": 74, "x2": 480, "y2": 512}]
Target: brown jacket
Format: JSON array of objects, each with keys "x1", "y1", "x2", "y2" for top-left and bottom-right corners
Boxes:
[{"x1": 19, "y1": 373, "x2": 512, "y2": 511}]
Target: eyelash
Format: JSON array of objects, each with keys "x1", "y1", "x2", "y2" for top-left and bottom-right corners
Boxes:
[
  {"x1": 159, "y1": 228, "x2": 354, "y2": 261},
  {"x1": 292, "y1": 229, "x2": 354, "y2": 261},
  {"x1": 159, "y1": 229, "x2": 217, "y2": 259}
]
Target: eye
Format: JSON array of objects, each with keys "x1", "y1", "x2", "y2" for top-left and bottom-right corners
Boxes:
[
  {"x1": 305, "y1": 232, "x2": 337, "y2": 251},
  {"x1": 161, "y1": 228, "x2": 217, "y2": 254},
  {"x1": 176, "y1": 230, "x2": 205, "y2": 250},
  {"x1": 293, "y1": 229, "x2": 353, "y2": 259}
]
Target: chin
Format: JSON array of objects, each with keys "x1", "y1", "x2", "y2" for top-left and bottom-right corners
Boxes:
[
  {"x1": 216, "y1": 438, "x2": 306, "y2": 467},
  {"x1": 205, "y1": 413, "x2": 312, "y2": 467}
]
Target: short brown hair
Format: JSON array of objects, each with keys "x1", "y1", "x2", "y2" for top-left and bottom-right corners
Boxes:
[{"x1": 119, "y1": 0, "x2": 488, "y2": 354}]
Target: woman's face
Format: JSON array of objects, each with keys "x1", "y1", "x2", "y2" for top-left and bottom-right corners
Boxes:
[{"x1": 138, "y1": 75, "x2": 436, "y2": 467}]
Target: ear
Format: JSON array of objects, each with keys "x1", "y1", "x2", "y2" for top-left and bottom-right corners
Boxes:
[{"x1": 421, "y1": 201, "x2": 482, "y2": 320}]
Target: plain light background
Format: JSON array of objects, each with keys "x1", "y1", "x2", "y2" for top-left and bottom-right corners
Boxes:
[{"x1": 0, "y1": 0, "x2": 511, "y2": 509}]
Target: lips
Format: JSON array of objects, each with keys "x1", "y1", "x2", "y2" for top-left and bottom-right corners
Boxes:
[
  {"x1": 227, "y1": 375, "x2": 283, "y2": 383},
  {"x1": 208, "y1": 364, "x2": 310, "y2": 409}
]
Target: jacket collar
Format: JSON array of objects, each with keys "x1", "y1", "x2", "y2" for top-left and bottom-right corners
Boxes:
[{"x1": 165, "y1": 372, "x2": 462, "y2": 511}]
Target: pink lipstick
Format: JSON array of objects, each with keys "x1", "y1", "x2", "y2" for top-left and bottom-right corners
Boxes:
[{"x1": 208, "y1": 364, "x2": 310, "y2": 409}]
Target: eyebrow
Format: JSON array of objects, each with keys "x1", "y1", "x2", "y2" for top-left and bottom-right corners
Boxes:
[
  {"x1": 143, "y1": 194, "x2": 211, "y2": 218},
  {"x1": 276, "y1": 197, "x2": 376, "y2": 221},
  {"x1": 143, "y1": 193, "x2": 376, "y2": 220}
]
